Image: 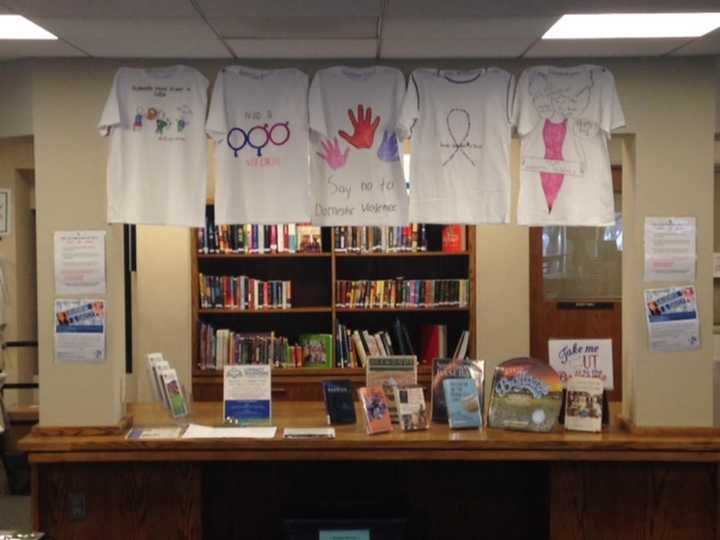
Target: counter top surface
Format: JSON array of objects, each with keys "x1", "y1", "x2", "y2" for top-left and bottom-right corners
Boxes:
[{"x1": 19, "y1": 401, "x2": 720, "y2": 463}]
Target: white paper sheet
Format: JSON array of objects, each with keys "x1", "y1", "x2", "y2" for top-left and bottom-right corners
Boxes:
[
  {"x1": 548, "y1": 339, "x2": 614, "y2": 390},
  {"x1": 54, "y1": 299, "x2": 106, "y2": 363},
  {"x1": 181, "y1": 423, "x2": 277, "y2": 439},
  {"x1": 54, "y1": 230, "x2": 107, "y2": 295},
  {"x1": 644, "y1": 286, "x2": 700, "y2": 353},
  {"x1": 644, "y1": 217, "x2": 696, "y2": 282}
]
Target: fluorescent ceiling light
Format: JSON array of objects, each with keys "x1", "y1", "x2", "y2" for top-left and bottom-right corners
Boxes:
[
  {"x1": 543, "y1": 13, "x2": 720, "y2": 39},
  {"x1": 0, "y1": 15, "x2": 57, "y2": 40}
]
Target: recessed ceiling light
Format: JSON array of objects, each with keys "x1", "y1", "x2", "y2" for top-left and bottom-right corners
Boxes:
[
  {"x1": 0, "y1": 15, "x2": 57, "y2": 40},
  {"x1": 543, "y1": 13, "x2": 720, "y2": 39}
]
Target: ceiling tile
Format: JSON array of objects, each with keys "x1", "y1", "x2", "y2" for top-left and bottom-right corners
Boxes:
[
  {"x1": 2, "y1": 0, "x2": 197, "y2": 17},
  {"x1": 382, "y1": 38, "x2": 534, "y2": 59},
  {"x1": 33, "y1": 17, "x2": 230, "y2": 58},
  {"x1": 0, "y1": 38, "x2": 84, "y2": 60},
  {"x1": 197, "y1": 0, "x2": 382, "y2": 18},
  {"x1": 383, "y1": 17, "x2": 554, "y2": 40},
  {"x1": 525, "y1": 38, "x2": 691, "y2": 58},
  {"x1": 670, "y1": 28, "x2": 720, "y2": 55},
  {"x1": 227, "y1": 38, "x2": 377, "y2": 59},
  {"x1": 210, "y1": 16, "x2": 378, "y2": 38}
]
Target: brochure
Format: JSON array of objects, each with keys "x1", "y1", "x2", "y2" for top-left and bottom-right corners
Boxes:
[{"x1": 223, "y1": 364, "x2": 272, "y2": 425}]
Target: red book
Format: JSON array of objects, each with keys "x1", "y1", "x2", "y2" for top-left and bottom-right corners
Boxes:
[
  {"x1": 420, "y1": 324, "x2": 447, "y2": 365},
  {"x1": 283, "y1": 224, "x2": 289, "y2": 253},
  {"x1": 270, "y1": 226, "x2": 278, "y2": 253},
  {"x1": 442, "y1": 225, "x2": 466, "y2": 252}
]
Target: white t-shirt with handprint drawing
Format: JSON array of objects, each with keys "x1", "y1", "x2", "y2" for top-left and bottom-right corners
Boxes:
[
  {"x1": 206, "y1": 66, "x2": 311, "y2": 224},
  {"x1": 308, "y1": 65, "x2": 409, "y2": 226},
  {"x1": 397, "y1": 68, "x2": 514, "y2": 224},
  {"x1": 99, "y1": 65, "x2": 208, "y2": 227},
  {"x1": 513, "y1": 65, "x2": 625, "y2": 226}
]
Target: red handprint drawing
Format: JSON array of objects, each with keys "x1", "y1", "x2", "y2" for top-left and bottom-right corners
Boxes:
[
  {"x1": 338, "y1": 104, "x2": 380, "y2": 149},
  {"x1": 316, "y1": 137, "x2": 349, "y2": 170}
]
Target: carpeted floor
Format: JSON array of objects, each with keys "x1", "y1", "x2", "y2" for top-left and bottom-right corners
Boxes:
[{"x1": 0, "y1": 496, "x2": 31, "y2": 531}]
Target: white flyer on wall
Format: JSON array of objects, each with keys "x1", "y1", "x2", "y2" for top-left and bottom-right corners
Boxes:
[
  {"x1": 54, "y1": 299, "x2": 106, "y2": 363},
  {"x1": 54, "y1": 230, "x2": 107, "y2": 295},
  {"x1": 644, "y1": 217, "x2": 696, "y2": 282},
  {"x1": 644, "y1": 286, "x2": 700, "y2": 353},
  {"x1": 548, "y1": 339, "x2": 614, "y2": 390},
  {"x1": 0, "y1": 189, "x2": 11, "y2": 236}
]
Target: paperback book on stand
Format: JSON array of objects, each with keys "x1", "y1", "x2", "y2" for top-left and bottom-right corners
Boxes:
[
  {"x1": 366, "y1": 356, "x2": 417, "y2": 423},
  {"x1": 223, "y1": 364, "x2": 272, "y2": 426},
  {"x1": 443, "y1": 378, "x2": 482, "y2": 429},
  {"x1": 322, "y1": 379, "x2": 357, "y2": 425},
  {"x1": 488, "y1": 357, "x2": 563, "y2": 432},
  {"x1": 564, "y1": 376, "x2": 604, "y2": 433},
  {"x1": 358, "y1": 386, "x2": 393, "y2": 435},
  {"x1": 431, "y1": 358, "x2": 485, "y2": 423},
  {"x1": 393, "y1": 385, "x2": 429, "y2": 431}
]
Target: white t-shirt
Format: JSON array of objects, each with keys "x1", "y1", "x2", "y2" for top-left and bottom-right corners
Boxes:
[
  {"x1": 398, "y1": 68, "x2": 514, "y2": 224},
  {"x1": 309, "y1": 66, "x2": 409, "y2": 226},
  {"x1": 98, "y1": 65, "x2": 209, "y2": 227},
  {"x1": 206, "y1": 66, "x2": 311, "y2": 224},
  {"x1": 513, "y1": 65, "x2": 625, "y2": 226}
]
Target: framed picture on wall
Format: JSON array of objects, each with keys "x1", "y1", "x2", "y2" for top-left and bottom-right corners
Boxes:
[{"x1": 0, "y1": 189, "x2": 11, "y2": 236}]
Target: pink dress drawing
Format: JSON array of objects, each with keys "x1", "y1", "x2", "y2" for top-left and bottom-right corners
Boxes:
[{"x1": 541, "y1": 119, "x2": 568, "y2": 212}]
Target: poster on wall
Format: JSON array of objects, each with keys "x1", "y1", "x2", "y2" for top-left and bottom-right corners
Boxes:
[
  {"x1": 54, "y1": 230, "x2": 106, "y2": 295},
  {"x1": 54, "y1": 299, "x2": 106, "y2": 363},
  {"x1": 0, "y1": 189, "x2": 11, "y2": 236},
  {"x1": 548, "y1": 339, "x2": 614, "y2": 390},
  {"x1": 644, "y1": 286, "x2": 700, "y2": 353},
  {"x1": 644, "y1": 217, "x2": 696, "y2": 282}
]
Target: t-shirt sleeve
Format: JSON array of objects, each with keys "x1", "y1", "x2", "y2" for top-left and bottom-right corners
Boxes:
[
  {"x1": 396, "y1": 71, "x2": 419, "y2": 141},
  {"x1": 205, "y1": 69, "x2": 227, "y2": 143},
  {"x1": 513, "y1": 69, "x2": 540, "y2": 136},
  {"x1": 98, "y1": 69, "x2": 122, "y2": 136},
  {"x1": 308, "y1": 71, "x2": 329, "y2": 137},
  {"x1": 600, "y1": 68, "x2": 625, "y2": 135},
  {"x1": 505, "y1": 72, "x2": 517, "y2": 127}
]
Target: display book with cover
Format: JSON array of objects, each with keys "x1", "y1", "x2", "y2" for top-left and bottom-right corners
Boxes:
[
  {"x1": 299, "y1": 334, "x2": 333, "y2": 368},
  {"x1": 366, "y1": 355, "x2": 418, "y2": 423},
  {"x1": 430, "y1": 358, "x2": 484, "y2": 424},
  {"x1": 393, "y1": 385, "x2": 428, "y2": 431},
  {"x1": 488, "y1": 357, "x2": 563, "y2": 432},
  {"x1": 321, "y1": 379, "x2": 357, "y2": 424},
  {"x1": 564, "y1": 376, "x2": 603, "y2": 432},
  {"x1": 357, "y1": 385, "x2": 393, "y2": 435},
  {"x1": 443, "y1": 378, "x2": 482, "y2": 429},
  {"x1": 147, "y1": 353, "x2": 189, "y2": 418}
]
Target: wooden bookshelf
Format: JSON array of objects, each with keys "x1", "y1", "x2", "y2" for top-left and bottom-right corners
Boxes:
[{"x1": 191, "y1": 216, "x2": 476, "y2": 402}]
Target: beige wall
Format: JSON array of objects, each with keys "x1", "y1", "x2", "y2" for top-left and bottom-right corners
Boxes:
[
  {"x1": 0, "y1": 62, "x2": 33, "y2": 138},
  {"x1": 25, "y1": 56, "x2": 718, "y2": 427}
]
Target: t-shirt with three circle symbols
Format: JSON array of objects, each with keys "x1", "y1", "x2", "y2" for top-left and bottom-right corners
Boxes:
[
  {"x1": 98, "y1": 65, "x2": 209, "y2": 227},
  {"x1": 397, "y1": 68, "x2": 515, "y2": 224},
  {"x1": 206, "y1": 66, "x2": 311, "y2": 224},
  {"x1": 513, "y1": 65, "x2": 625, "y2": 226},
  {"x1": 308, "y1": 65, "x2": 409, "y2": 226}
]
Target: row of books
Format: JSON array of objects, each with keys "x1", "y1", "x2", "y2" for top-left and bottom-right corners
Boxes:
[
  {"x1": 336, "y1": 279, "x2": 469, "y2": 309},
  {"x1": 333, "y1": 225, "x2": 427, "y2": 253},
  {"x1": 198, "y1": 274, "x2": 292, "y2": 310},
  {"x1": 420, "y1": 325, "x2": 470, "y2": 364},
  {"x1": 335, "y1": 319, "x2": 415, "y2": 368},
  {"x1": 197, "y1": 220, "x2": 322, "y2": 254}
]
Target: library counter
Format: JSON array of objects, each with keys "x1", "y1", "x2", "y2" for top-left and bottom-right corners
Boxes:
[{"x1": 19, "y1": 402, "x2": 720, "y2": 539}]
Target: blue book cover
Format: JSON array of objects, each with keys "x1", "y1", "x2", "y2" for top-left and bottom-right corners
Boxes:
[
  {"x1": 322, "y1": 379, "x2": 357, "y2": 424},
  {"x1": 443, "y1": 378, "x2": 482, "y2": 429}
]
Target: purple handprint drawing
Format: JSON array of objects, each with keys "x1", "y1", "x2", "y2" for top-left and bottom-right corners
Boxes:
[
  {"x1": 317, "y1": 137, "x2": 349, "y2": 170},
  {"x1": 377, "y1": 130, "x2": 400, "y2": 162}
]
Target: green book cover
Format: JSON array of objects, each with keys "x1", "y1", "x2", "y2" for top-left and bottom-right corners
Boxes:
[{"x1": 299, "y1": 334, "x2": 333, "y2": 368}]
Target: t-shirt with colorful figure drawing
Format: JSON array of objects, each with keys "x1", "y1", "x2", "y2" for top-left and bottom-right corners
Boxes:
[
  {"x1": 98, "y1": 65, "x2": 208, "y2": 227},
  {"x1": 206, "y1": 66, "x2": 311, "y2": 224},
  {"x1": 513, "y1": 65, "x2": 625, "y2": 226},
  {"x1": 309, "y1": 65, "x2": 409, "y2": 226},
  {"x1": 397, "y1": 68, "x2": 514, "y2": 224}
]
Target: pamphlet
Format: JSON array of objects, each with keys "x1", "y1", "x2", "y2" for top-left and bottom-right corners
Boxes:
[
  {"x1": 644, "y1": 286, "x2": 700, "y2": 352},
  {"x1": 182, "y1": 424, "x2": 277, "y2": 439},
  {"x1": 161, "y1": 369, "x2": 189, "y2": 418},
  {"x1": 54, "y1": 299, "x2": 106, "y2": 363},
  {"x1": 548, "y1": 339, "x2": 613, "y2": 390},
  {"x1": 223, "y1": 365, "x2": 271, "y2": 425},
  {"x1": 125, "y1": 427, "x2": 183, "y2": 440},
  {"x1": 564, "y1": 377, "x2": 604, "y2": 433},
  {"x1": 282, "y1": 427, "x2": 336, "y2": 439},
  {"x1": 644, "y1": 217, "x2": 696, "y2": 282}
]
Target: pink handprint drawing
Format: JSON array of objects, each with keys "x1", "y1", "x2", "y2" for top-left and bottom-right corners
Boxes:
[
  {"x1": 339, "y1": 104, "x2": 380, "y2": 149},
  {"x1": 316, "y1": 137, "x2": 349, "y2": 170},
  {"x1": 541, "y1": 119, "x2": 568, "y2": 211}
]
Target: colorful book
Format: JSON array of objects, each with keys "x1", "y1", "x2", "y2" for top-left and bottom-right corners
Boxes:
[
  {"x1": 322, "y1": 379, "x2": 357, "y2": 425},
  {"x1": 393, "y1": 385, "x2": 428, "y2": 431},
  {"x1": 430, "y1": 358, "x2": 484, "y2": 423},
  {"x1": 366, "y1": 356, "x2": 417, "y2": 423},
  {"x1": 357, "y1": 386, "x2": 392, "y2": 435},
  {"x1": 488, "y1": 357, "x2": 563, "y2": 432},
  {"x1": 443, "y1": 378, "x2": 482, "y2": 429},
  {"x1": 564, "y1": 376, "x2": 604, "y2": 433},
  {"x1": 442, "y1": 225, "x2": 466, "y2": 252},
  {"x1": 297, "y1": 224, "x2": 322, "y2": 252},
  {"x1": 223, "y1": 365, "x2": 272, "y2": 425},
  {"x1": 300, "y1": 334, "x2": 333, "y2": 368}
]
